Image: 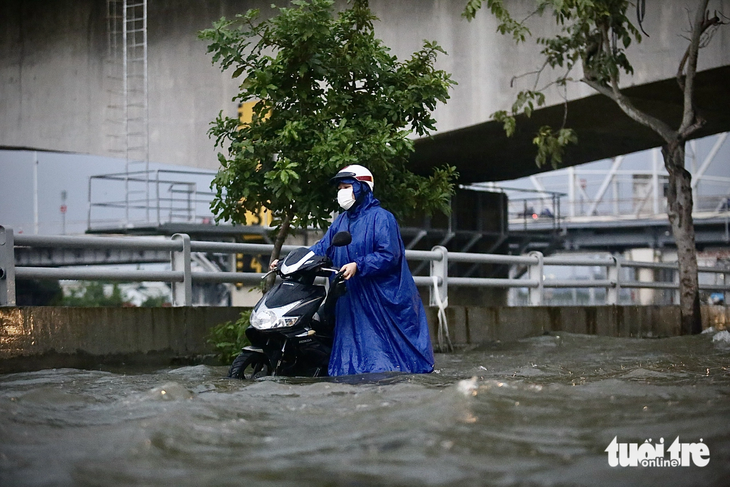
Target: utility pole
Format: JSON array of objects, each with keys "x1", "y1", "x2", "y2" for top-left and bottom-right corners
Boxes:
[
  {"x1": 60, "y1": 190, "x2": 68, "y2": 235},
  {"x1": 33, "y1": 152, "x2": 39, "y2": 235}
]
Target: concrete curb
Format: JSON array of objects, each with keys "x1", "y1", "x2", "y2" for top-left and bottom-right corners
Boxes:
[{"x1": 2, "y1": 305, "x2": 728, "y2": 373}]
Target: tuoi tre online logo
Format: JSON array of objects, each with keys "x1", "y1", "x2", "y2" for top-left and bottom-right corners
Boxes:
[{"x1": 605, "y1": 436, "x2": 710, "y2": 467}]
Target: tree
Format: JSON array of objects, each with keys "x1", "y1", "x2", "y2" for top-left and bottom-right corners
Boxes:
[
  {"x1": 140, "y1": 294, "x2": 171, "y2": 307},
  {"x1": 199, "y1": 0, "x2": 457, "y2": 270},
  {"x1": 464, "y1": 0, "x2": 726, "y2": 334},
  {"x1": 62, "y1": 281, "x2": 130, "y2": 307}
]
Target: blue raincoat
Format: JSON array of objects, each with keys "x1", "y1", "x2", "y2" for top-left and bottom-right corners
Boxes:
[{"x1": 310, "y1": 182, "x2": 434, "y2": 376}]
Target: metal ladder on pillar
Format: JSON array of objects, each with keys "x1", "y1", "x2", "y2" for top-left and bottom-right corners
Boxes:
[
  {"x1": 105, "y1": 0, "x2": 126, "y2": 158},
  {"x1": 105, "y1": 0, "x2": 150, "y2": 225}
]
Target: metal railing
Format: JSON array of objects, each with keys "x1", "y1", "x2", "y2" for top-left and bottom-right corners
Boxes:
[
  {"x1": 87, "y1": 169, "x2": 217, "y2": 230},
  {"x1": 1, "y1": 225, "x2": 728, "y2": 307},
  {"x1": 464, "y1": 132, "x2": 730, "y2": 235},
  {"x1": 504, "y1": 194, "x2": 730, "y2": 227}
]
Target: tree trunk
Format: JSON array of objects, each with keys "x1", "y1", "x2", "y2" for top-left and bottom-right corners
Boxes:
[
  {"x1": 264, "y1": 214, "x2": 291, "y2": 292},
  {"x1": 662, "y1": 141, "x2": 702, "y2": 334}
]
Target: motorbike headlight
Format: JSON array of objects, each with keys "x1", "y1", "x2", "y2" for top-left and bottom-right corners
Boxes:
[
  {"x1": 251, "y1": 309, "x2": 300, "y2": 330},
  {"x1": 251, "y1": 309, "x2": 278, "y2": 330}
]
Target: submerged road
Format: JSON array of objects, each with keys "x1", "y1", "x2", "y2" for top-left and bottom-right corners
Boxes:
[{"x1": 1, "y1": 331, "x2": 729, "y2": 486}]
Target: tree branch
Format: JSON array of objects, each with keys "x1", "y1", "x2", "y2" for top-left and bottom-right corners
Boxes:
[
  {"x1": 509, "y1": 59, "x2": 549, "y2": 89},
  {"x1": 264, "y1": 213, "x2": 291, "y2": 292},
  {"x1": 581, "y1": 77, "x2": 676, "y2": 144},
  {"x1": 585, "y1": 19, "x2": 677, "y2": 144},
  {"x1": 679, "y1": 0, "x2": 711, "y2": 135}
]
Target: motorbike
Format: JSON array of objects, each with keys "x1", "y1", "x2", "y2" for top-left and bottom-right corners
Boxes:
[{"x1": 227, "y1": 231, "x2": 352, "y2": 379}]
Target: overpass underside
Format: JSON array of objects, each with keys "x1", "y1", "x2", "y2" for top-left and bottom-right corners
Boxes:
[{"x1": 411, "y1": 66, "x2": 730, "y2": 183}]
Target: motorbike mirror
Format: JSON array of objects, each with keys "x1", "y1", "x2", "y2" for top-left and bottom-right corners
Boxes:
[{"x1": 331, "y1": 231, "x2": 352, "y2": 247}]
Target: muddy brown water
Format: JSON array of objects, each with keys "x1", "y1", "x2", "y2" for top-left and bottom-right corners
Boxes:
[{"x1": 1, "y1": 332, "x2": 729, "y2": 486}]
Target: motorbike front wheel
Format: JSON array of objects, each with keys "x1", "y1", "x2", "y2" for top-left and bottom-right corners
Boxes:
[{"x1": 228, "y1": 351, "x2": 273, "y2": 380}]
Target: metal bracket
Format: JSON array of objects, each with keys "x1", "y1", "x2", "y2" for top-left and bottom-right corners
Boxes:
[
  {"x1": 527, "y1": 251, "x2": 544, "y2": 306},
  {"x1": 429, "y1": 246, "x2": 448, "y2": 307},
  {"x1": 171, "y1": 233, "x2": 192, "y2": 306},
  {"x1": 0, "y1": 226, "x2": 16, "y2": 306},
  {"x1": 606, "y1": 255, "x2": 621, "y2": 305}
]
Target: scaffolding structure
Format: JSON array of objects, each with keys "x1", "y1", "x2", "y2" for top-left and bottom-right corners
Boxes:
[
  {"x1": 470, "y1": 133, "x2": 730, "y2": 225},
  {"x1": 105, "y1": 0, "x2": 150, "y2": 225}
]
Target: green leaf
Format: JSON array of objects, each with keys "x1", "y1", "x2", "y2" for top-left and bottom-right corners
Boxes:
[{"x1": 206, "y1": 311, "x2": 252, "y2": 364}]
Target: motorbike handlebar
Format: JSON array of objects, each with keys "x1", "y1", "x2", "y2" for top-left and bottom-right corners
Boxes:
[
  {"x1": 261, "y1": 269, "x2": 277, "y2": 280},
  {"x1": 270, "y1": 266, "x2": 343, "y2": 280}
]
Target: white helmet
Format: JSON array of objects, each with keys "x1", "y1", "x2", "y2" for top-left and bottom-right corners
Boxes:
[{"x1": 330, "y1": 164, "x2": 374, "y2": 191}]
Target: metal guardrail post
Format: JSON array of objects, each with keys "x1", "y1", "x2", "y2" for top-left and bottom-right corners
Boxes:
[
  {"x1": 429, "y1": 246, "x2": 448, "y2": 307},
  {"x1": 528, "y1": 251, "x2": 543, "y2": 306},
  {"x1": 606, "y1": 256, "x2": 621, "y2": 305},
  {"x1": 673, "y1": 268, "x2": 680, "y2": 305},
  {"x1": 507, "y1": 265, "x2": 516, "y2": 306},
  {"x1": 0, "y1": 226, "x2": 16, "y2": 306},
  {"x1": 87, "y1": 177, "x2": 93, "y2": 231},
  {"x1": 171, "y1": 233, "x2": 192, "y2": 306},
  {"x1": 155, "y1": 170, "x2": 161, "y2": 226}
]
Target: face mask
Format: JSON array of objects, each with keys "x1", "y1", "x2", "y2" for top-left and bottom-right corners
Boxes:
[{"x1": 337, "y1": 187, "x2": 356, "y2": 210}]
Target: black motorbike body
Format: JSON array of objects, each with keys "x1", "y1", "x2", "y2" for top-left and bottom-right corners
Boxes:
[{"x1": 228, "y1": 232, "x2": 351, "y2": 379}]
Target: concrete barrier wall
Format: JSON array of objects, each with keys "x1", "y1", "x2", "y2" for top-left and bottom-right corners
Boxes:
[
  {"x1": 423, "y1": 306, "x2": 685, "y2": 347},
  {"x1": 1, "y1": 305, "x2": 728, "y2": 373},
  {"x1": 0, "y1": 307, "x2": 245, "y2": 373}
]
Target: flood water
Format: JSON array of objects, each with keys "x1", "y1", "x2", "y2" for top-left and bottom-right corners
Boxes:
[{"x1": 2, "y1": 331, "x2": 729, "y2": 487}]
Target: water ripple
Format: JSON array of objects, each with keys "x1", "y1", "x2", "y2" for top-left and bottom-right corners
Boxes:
[{"x1": 1, "y1": 332, "x2": 729, "y2": 486}]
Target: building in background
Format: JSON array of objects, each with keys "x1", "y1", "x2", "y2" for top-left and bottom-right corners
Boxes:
[{"x1": 2, "y1": 0, "x2": 729, "y2": 306}]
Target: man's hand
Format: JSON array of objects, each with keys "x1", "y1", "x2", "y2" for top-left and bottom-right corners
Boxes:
[
  {"x1": 269, "y1": 259, "x2": 279, "y2": 271},
  {"x1": 340, "y1": 262, "x2": 357, "y2": 280}
]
